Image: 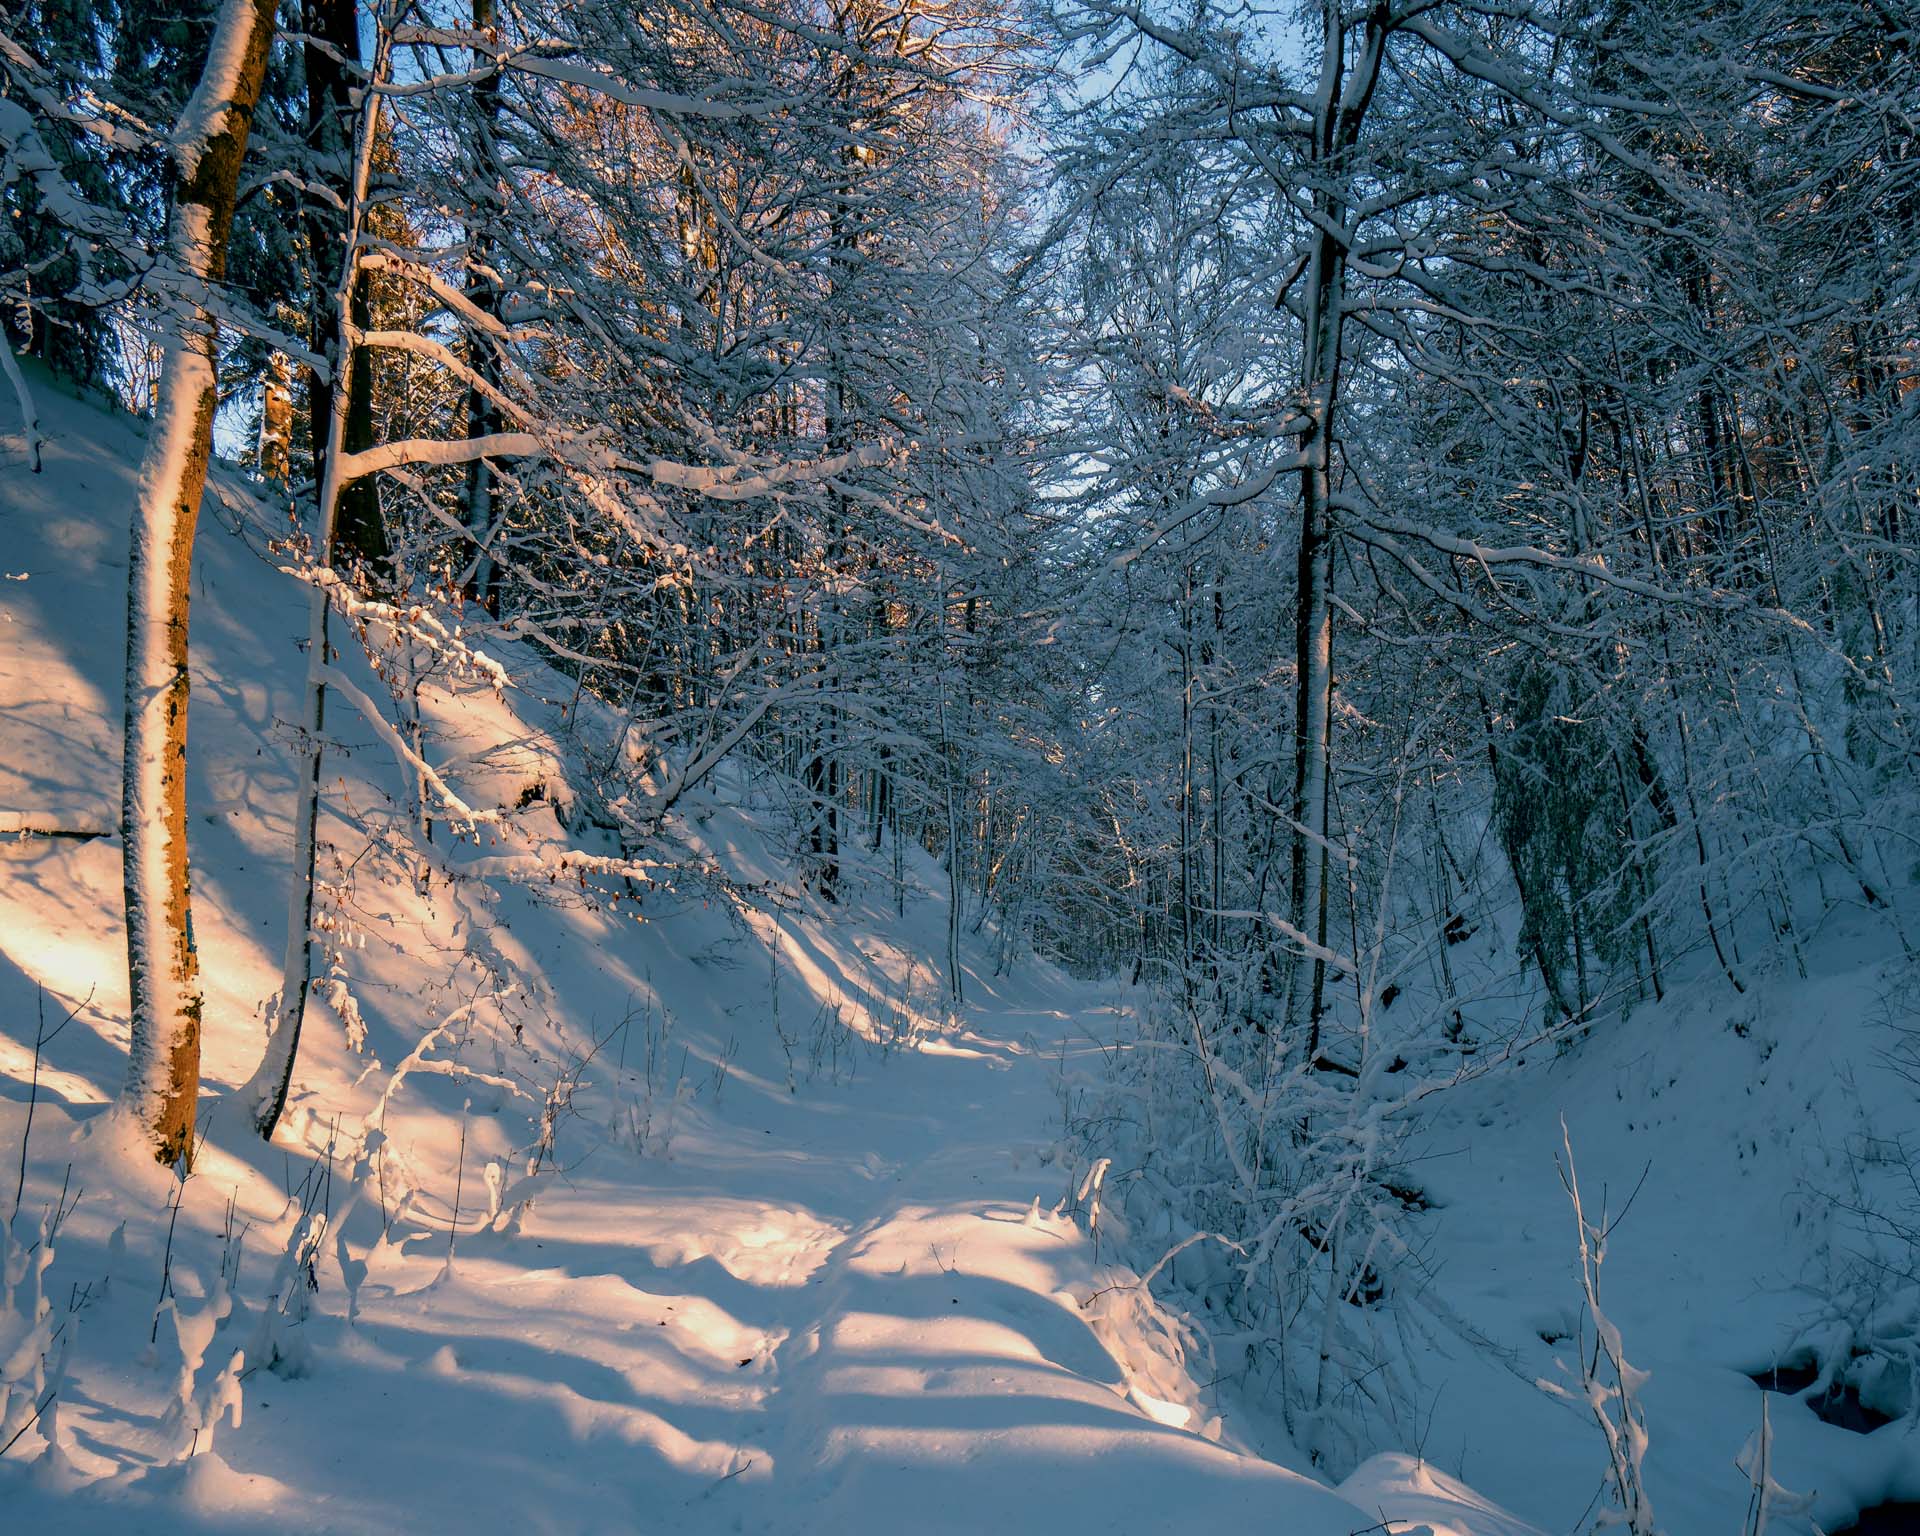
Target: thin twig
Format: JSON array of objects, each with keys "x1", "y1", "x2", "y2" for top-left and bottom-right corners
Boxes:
[{"x1": 0, "y1": 1389, "x2": 56, "y2": 1457}]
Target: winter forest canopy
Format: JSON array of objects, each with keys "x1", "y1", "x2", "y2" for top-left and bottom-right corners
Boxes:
[{"x1": 1, "y1": 0, "x2": 1918, "y2": 1530}]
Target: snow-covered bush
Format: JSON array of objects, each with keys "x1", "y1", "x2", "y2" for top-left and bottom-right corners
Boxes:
[
  {"x1": 245, "y1": 1194, "x2": 330, "y2": 1383},
  {"x1": 154, "y1": 1261, "x2": 245, "y2": 1458},
  {"x1": 1775, "y1": 989, "x2": 1920, "y2": 1432},
  {"x1": 1789, "y1": 1127, "x2": 1920, "y2": 1430},
  {"x1": 1062, "y1": 980, "x2": 1443, "y2": 1473},
  {"x1": 0, "y1": 1207, "x2": 62, "y2": 1457}
]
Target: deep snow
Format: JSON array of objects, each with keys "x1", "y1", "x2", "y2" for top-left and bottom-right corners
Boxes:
[
  {"x1": 0, "y1": 371, "x2": 1544, "y2": 1532},
  {"x1": 2, "y1": 366, "x2": 1915, "y2": 1535}
]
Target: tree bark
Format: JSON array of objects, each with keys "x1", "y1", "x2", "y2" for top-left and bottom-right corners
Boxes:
[
  {"x1": 461, "y1": 0, "x2": 504, "y2": 613},
  {"x1": 303, "y1": 0, "x2": 385, "y2": 571},
  {"x1": 120, "y1": 0, "x2": 278, "y2": 1165}
]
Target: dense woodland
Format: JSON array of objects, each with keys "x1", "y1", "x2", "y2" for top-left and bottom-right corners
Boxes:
[{"x1": 2, "y1": 0, "x2": 1918, "y2": 1522}]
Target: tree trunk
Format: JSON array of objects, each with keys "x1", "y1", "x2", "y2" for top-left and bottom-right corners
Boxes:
[
  {"x1": 1177, "y1": 568, "x2": 1198, "y2": 1011},
  {"x1": 462, "y1": 0, "x2": 504, "y2": 613},
  {"x1": 1288, "y1": 0, "x2": 1388, "y2": 1063},
  {"x1": 938, "y1": 569, "x2": 964, "y2": 1007},
  {"x1": 303, "y1": 0, "x2": 385, "y2": 571},
  {"x1": 120, "y1": 0, "x2": 278, "y2": 1165},
  {"x1": 257, "y1": 350, "x2": 293, "y2": 484},
  {"x1": 244, "y1": 15, "x2": 391, "y2": 1139}
]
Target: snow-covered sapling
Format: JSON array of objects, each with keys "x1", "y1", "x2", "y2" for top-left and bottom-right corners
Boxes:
[{"x1": 1544, "y1": 1120, "x2": 1658, "y2": 1536}]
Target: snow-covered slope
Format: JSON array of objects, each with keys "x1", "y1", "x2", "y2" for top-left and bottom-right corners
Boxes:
[
  {"x1": 1064, "y1": 817, "x2": 1920, "y2": 1521},
  {"x1": 0, "y1": 373, "x2": 1545, "y2": 1530},
  {"x1": 1391, "y1": 934, "x2": 1920, "y2": 1534}
]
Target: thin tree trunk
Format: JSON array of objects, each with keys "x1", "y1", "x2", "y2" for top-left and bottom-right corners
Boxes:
[
  {"x1": 1, "y1": 334, "x2": 43, "y2": 473},
  {"x1": 1208, "y1": 579, "x2": 1224, "y2": 1005},
  {"x1": 303, "y1": 0, "x2": 384, "y2": 571},
  {"x1": 1178, "y1": 567, "x2": 1196, "y2": 1007},
  {"x1": 243, "y1": 18, "x2": 390, "y2": 1139},
  {"x1": 940, "y1": 684, "x2": 964, "y2": 1007},
  {"x1": 1288, "y1": 0, "x2": 1388, "y2": 1064},
  {"x1": 938, "y1": 568, "x2": 964, "y2": 1007},
  {"x1": 120, "y1": 0, "x2": 278, "y2": 1164},
  {"x1": 462, "y1": 0, "x2": 504, "y2": 613}
]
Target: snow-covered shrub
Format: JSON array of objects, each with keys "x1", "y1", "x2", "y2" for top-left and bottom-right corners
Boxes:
[
  {"x1": 1787, "y1": 1124, "x2": 1920, "y2": 1430},
  {"x1": 246, "y1": 1196, "x2": 330, "y2": 1382},
  {"x1": 154, "y1": 1261, "x2": 245, "y2": 1458},
  {"x1": 1778, "y1": 992, "x2": 1920, "y2": 1432},
  {"x1": 610, "y1": 995, "x2": 692, "y2": 1157},
  {"x1": 1545, "y1": 1122, "x2": 1656, "y2": 1536},
  {"x1": 1062, "y1": 981, "x2": 1442, "y2": 1473},
  {"x1": 0, "y1": 1207, "x2": 61, "y2": 1457}
]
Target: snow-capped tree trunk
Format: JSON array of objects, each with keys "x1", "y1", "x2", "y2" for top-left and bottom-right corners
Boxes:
[
  {"x1": 0, "y1": 334, "x2": 42, "y2": 473},
  {"x1": 119, "y1": 0, "x2": 278, "y2": 1165},
  {"x1": 243, "y1": 365, "x2": 353, "y2": 1141}
]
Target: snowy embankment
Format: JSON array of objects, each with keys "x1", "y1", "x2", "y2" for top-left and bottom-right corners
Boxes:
[
  {"x1": 0, "y1": 376, "x2": 1529, "y2": 1531},
  {"x1": 1377, "y1": 940, "x2": 1920, "y2": 1534},
  {"x1": 1059, "y1": 773, "x2": 1920, "y2": 1522}
]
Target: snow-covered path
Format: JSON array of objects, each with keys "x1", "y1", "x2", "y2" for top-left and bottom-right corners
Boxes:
[
  {"x1": 218, "y1": 992, "x2": 1373, "y2": 1535},
  {"x1": 678, "y1": 1004, "x2": 1364, "y2": 1535},
  {"x1": 6, "y1": 972, "x2": 1400, "y2": 1533}
]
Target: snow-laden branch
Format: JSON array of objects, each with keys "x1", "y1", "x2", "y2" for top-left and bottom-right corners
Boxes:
[
  {"x1": 318, "y1": 664, "x2": 500, "y2": 828},
  {"x1": 336, "y1": 432, "x2": 544, "y2": 486},
  {"x1": 647, "y1": 443, "x2": 895, "y2": 501},
  {"x1": 385, "y1": 27, "x2": 794, "y2": 120},
  {"x1": 1334, "y1": 501, "x2": 1812, "y2": 630}
]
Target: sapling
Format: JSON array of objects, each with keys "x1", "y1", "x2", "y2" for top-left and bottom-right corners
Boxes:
[
  {"x1": 150, "y1": 1155, "x2": 197, "y2": 1348},
  {"x1": 444, "y1": 1101, "x2": 469, "y2": 1276},
  {"x1": 1545, "y1": 1120, "x2": 1657, "y2": 1536},
  {"x1": 1074, "y1": 1157, "x2": 1112, "y2": 1266},
  {"x1": 158, "y1": 1253, "x2": 243, "y2": 1460},
  {"x1": 1736, "y1": 1394, "x2": 1815, "y2": 1536},
  {"x1": 11, "y1": 986, "x2": 91, "y2": 1220},
  {"x1": 769, "y1": 934, "x2": 798, "y2": 1093},
  {"x1": 234, "y1": 1138, "x2": 347, "y2": 1381},
  {"x1": 710, "y1": 1034, "x2": 741, "y2": 1103}
]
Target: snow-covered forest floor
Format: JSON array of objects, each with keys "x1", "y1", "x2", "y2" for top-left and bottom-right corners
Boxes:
[
  {"x1": 0, "y1": 376, "x2": 1523, "y2": 1532},
  {"x1": 7, "y1": 0, "x2": 1920, "y2": 1524},
  {"x1": 4, "y1": 373, "x2": 1918, "y2": 1533}
]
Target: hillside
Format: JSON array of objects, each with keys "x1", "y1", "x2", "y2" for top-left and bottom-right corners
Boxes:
[{"x1": 0, "y1": 373, "x2": 1559, "y2": 1533}]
